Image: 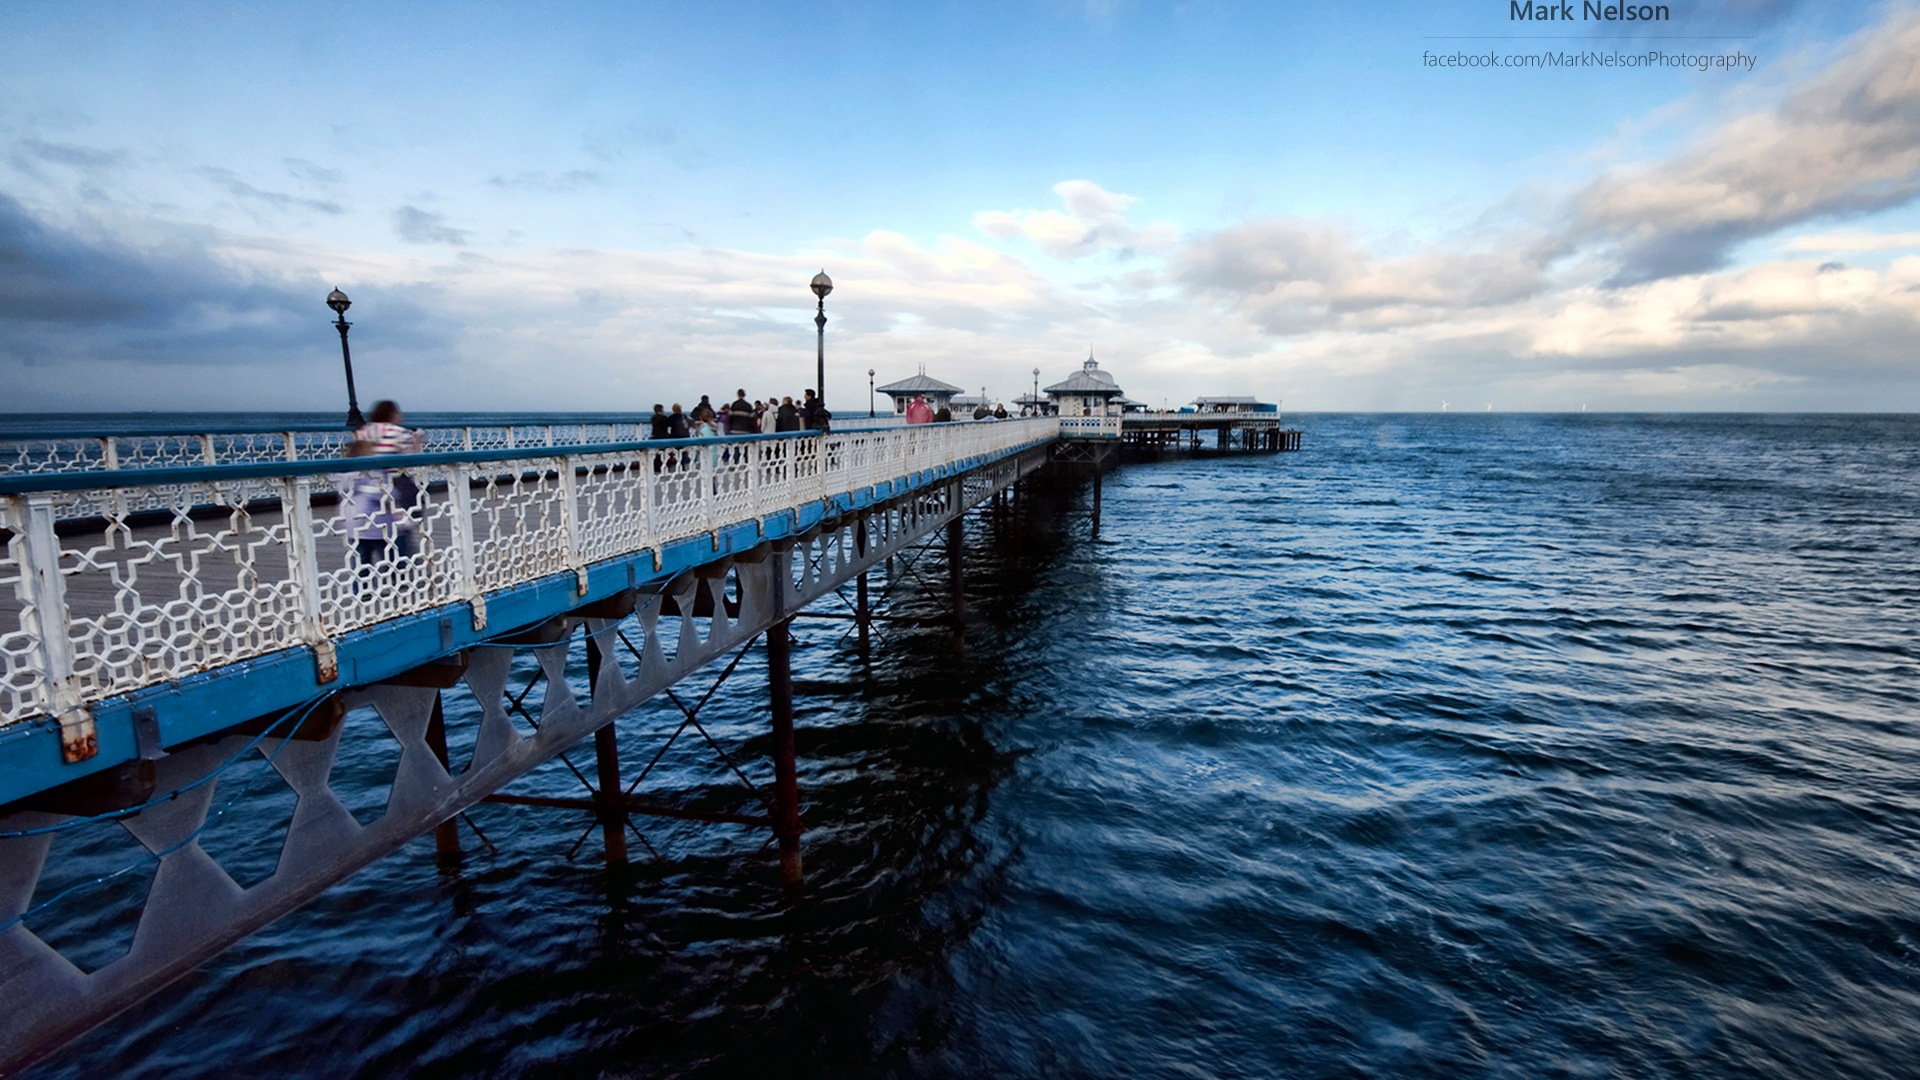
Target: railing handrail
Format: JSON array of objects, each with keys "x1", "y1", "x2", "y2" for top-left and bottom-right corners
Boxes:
[
  {"x1": 0, "y1": 428, "x2": 895, "y2": 496},
  {"x1": 0, "y1": 415, "x2": 647, "y2": 440},
  {"x1": 0, "y1": 416, "x2": 913, "y2": 480}
]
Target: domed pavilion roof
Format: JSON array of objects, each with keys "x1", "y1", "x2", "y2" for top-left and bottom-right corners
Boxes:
[{"x1": 1043, "y1": 354, "x2": 1124, "y2": 397}]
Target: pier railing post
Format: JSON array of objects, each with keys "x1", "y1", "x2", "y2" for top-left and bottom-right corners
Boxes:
[
  {"x1": 16, "y1": 494, "x2": 93, "y2": 762},
  {"x1": 445, "y1": 462, "x2": 487, "y2": 630},
  {"x1": 812, "y1": 433, "x2": 831, "y2": 506},
  {"x1": 556, "y1": 455, "x2": 588, "y2": 594},
  {"x1": 281, "y1": 476, "x2": 339, "y2": 684},
  {"x1": 100, "y1": 438, "x2": 130, "y2": 526}
]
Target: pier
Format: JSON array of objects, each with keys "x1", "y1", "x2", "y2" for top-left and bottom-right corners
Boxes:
[
  {"x1": 1119, "y1": 411, "x2": 1303, "y2": 457},
  {"x1": 0, "y1": 413, "x2": 1297, "y2": 1073}
]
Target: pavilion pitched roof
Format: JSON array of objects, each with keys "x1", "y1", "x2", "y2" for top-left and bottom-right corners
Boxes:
[{"x1": 876, "y1": 372, "x2": 964, "y2": 395}]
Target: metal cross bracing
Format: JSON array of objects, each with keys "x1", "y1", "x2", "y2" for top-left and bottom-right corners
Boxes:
[
  {"x1": 793, "y1": 454, "x2": 1026, "y2": 624},
  {"x1": 0, "y1": 428, "x2": 1056, "y2": 1076}
]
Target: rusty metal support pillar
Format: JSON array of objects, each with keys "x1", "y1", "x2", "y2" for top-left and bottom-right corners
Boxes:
[
  {"x1": 1091, "y1": 466, "x2": 1103, "y2": 540},
  {"x1": 947, "y1": 512, "x2": 965, "y2": 649},
  {"x1": 856, "y1": 572, "x2": 871, "y2": 653},
  {"x1": 768, "y1": 617, "x2": 803, "y2": 888},
  {"x1": 1011, "y1": 478, "x2": 1021, "y2": 552},
  {"x1": 585, "y1": 636, "x2": 628, "y2": 866},
  {"x1": 856, "y1": 513, "x2": 871, "y2": 653},
  {"x1": 593, "y1": 724, "x2": 626, "y2": 866},
  {"x1": 425, "y1": 692, "x2": 461, "y2": 859}
]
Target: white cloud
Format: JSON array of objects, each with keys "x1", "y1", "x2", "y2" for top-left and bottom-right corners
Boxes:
[
  {"x1": 392, "y1": 205, "x2": 472, "y2": 246},
  {"x1": 1783, "y1": 229, "x2": 1920, "y2": 252},
  {"x1": 1559, "y1": 8, "x2": 1920, "y2": 282},
  {"x1": 974, "y1": 180, "x2": 1178, "y2": 261}
]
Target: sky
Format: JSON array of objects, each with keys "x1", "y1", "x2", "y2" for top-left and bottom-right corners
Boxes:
[{"x1": 1, "y1": 0, "x2": 1917, "y2": 414}]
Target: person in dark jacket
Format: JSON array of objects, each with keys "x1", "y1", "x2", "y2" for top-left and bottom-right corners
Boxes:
[
  {"x1": 728, "y1": 389, "x2": 757, "y2": 434},
  {"x1": 801, "y1": 389, "x2": 830, "y2": 432},
  {"x1": 667, "y1": 403, "x2": 689, "y2": 439},
  {"x1": 775, "y1": 396, "x2": 801, "y2": 432},
  {"x1": 648, "y1": 404, "x2": 672, "y2": 439}
]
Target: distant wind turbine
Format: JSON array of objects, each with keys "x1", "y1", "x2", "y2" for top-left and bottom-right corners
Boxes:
[{"x1": 1441, "y1": 400, "x2": 1450, "y2": 412}]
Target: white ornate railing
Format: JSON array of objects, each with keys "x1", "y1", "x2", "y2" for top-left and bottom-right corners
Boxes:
[
  {"x1": 0, "y1": 418, "x2": 915, "y2": 480},
  {"x1": 1058, "y1": 416, "x2": 1124, "y2": 438},
  {"x1": 0, "y1": 420, "x2": 1058, "y2": 732},
  {"x1": 823, "y1": 416, "x2": 905, "y2": 432},
  {"x1": 0, "y1": 422, "x2": 649, "y2": 477}
]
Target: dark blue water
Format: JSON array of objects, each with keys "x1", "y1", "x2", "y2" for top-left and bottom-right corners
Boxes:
[{"x1": 26, "y1": 413, "x2": 1920, "y2": 1078}]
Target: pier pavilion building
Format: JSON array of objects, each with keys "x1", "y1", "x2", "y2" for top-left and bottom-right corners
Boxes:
[
  {"x1": 875, "y1": 368, "x2": 964, "y2": 415},
  {"x1": 1043, "y1": 354, "x2": 1126, "y2": 417}
]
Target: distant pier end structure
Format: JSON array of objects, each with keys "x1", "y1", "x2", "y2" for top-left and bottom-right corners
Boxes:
[
  {"x1": 1031, "y1": 353, "x2": 1300, "y2": 457},
  {"x1": 1117, "y1": 394, "x2": 1301, "y2": 457}
]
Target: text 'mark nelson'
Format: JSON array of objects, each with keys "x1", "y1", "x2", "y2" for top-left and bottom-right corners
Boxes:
[{"x1": 1511, "y1": 2, "x2": 1672, "y2": 19}]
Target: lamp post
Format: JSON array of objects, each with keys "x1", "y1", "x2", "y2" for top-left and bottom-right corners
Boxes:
[
  {"x1": 868, "y1": 368, "x2": 876, "y2": 418},
  {"x1": 1032, "y1": 367, "x2": 1040, "y2": 416},
  {"x1": 811, "y1": 270, "x2": 833, "y2": 407},
  {"x1": 327, "y1": 288, "x2": 364, "y2": 428}
]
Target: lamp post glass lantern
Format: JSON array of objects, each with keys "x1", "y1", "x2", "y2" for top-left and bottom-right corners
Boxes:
[
  {"x1": 327, "y1": 288, "x2": 364, "y2": 428},
  {"x1": 868, "y1": 368, "x2": 876, "y2": 418},
  {"x1": 811, "y1": 271, "x2": 833, "y2": 408},
  {"x1": 1032, "y1": 367, "x2": 1040, "y2": 417}
]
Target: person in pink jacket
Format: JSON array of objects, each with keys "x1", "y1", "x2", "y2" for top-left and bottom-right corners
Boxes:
[{"x1": 905, "y1": 394, "x2": 934, "y2": 425}]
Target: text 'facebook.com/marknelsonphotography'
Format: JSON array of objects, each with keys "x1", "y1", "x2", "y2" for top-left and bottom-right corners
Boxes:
[{"x1": 1421, "y1": 49, "x2": 1758, "y2": 71}]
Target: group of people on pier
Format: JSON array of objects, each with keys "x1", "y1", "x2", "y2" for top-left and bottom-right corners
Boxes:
[
  {"x1": 335, "y1": 388, "x2": 841, "y2": 576},
  {"x1": 903, "y1": 394, "x2": 1009, "y2": 424},
  {"x1": 333, "y1": 383, "x2": 1014, "y2": 575},
  {"x1": 648, "y1": 389, "x2": 829, "y2": 439}
]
